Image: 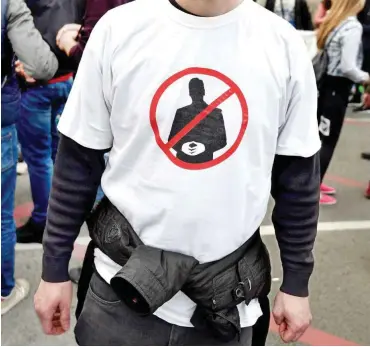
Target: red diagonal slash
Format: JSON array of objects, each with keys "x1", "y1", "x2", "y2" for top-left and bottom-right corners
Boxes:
[{"x1": 165, "y1": 87, "x2": 235, "y2": 149}]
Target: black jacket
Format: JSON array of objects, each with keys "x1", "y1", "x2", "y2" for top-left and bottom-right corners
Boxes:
[
  {"x1": 264, "y1": 0, "x2": 313, "y2": 31},
  {"x1": 358, "y1": 0, "x2": 370, "y2": 50},
  {"x1": 84, "y1": 197, "x2": 271, "y2": 342},
  {"x1": 25, "y1": 0, "x2": 86, "y2": 78}
]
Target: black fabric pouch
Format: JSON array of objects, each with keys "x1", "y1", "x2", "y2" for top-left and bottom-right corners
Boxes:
[
  {"x1": 86, "y1": 197, "x2": 143, "y2": 265},
  {"x1": 110, "y1": 245, "x2": 198, "y2": 315},
  {"x1": 187, "y1": 233, "x2": 271, "y2": 342}
]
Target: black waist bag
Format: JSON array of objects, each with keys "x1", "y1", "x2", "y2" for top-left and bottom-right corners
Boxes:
[
  {"x1": 87, "y1": 198, "x2": 271, "y2": 342},
  {"x1": 86, "y1": 197, "x2": 199, "y2": 315},
  {"x1": 184, "y1": 232, "x2": 271, "y2": 342}
]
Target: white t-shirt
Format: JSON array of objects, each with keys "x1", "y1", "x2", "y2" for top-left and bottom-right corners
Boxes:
[{"x1": 58, "y1": 0, "x2": 320, "y2": 328}]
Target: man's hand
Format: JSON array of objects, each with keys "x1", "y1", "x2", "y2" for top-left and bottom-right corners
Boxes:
[
  {"x1": 57, "y1": 30, "x2": 78, "y2": 56},
  {"x1": 272, "y1": 291, "x2": 312, "y2": 343},
  {"x1": 56, "y1": 23, "x2": 81, "y2": 43},
  {"x1": 34, "y1": 280, "x2": 73, "y2": 335},
  {"x1": 15, "y1": 60, "x2": 36, "y2": 83}
]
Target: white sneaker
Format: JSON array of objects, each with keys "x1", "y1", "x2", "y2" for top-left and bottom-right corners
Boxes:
[
  {"x1": 16, "y1": 162, "x2": 28, "y2": 175},
  {"x1": 1, "y1": 279, "x2": 30, "y2": 315}
]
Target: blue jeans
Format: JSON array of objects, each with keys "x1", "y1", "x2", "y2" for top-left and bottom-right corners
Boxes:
[
  {"x1": 1, "y1": 126, "x2": 18, "y2": 296},
  {"x1": 17, "y1": 79, "x2": 73, "y2": 225},
  {"x1": 2, "y1": 75, "x2": 20, "y2": 296},
  {"x1": 94, "y1": 153, "x2": 109, "y2": 206}
]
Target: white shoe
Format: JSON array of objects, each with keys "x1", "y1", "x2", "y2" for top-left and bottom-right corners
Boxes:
[
  {"x1": 16, "y1": 162, "x2": 28, "y2": 175},
  {"x1": 1, "y1": 279, "x2": 30, "y2": 315}
]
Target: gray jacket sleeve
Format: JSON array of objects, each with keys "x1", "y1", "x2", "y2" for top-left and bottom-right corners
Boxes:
[
  {"x1": 340, "y1": 25, "x2": 369, "y2": 83},
  {"x1": 6, "y1": 0, "x2": 58, "y2": 80}
]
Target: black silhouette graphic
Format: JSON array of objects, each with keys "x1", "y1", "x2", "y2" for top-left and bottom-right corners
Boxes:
[{"x1": 168, "y1": 78, "x2": 227, "y2": 164}]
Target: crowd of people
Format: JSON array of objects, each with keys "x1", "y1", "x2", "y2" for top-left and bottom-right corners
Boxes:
[{"x1": 1, "y1": 0, "x2": 369, "y2": 345}]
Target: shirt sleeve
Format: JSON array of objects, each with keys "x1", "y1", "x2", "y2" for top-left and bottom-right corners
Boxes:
[
  {"x1": 271, "y1": 153, "x2": 320, "y2": 297},
  {"x1": 340, "y1": 26, "x2": 369, "y2": 83},
  {"x1": 276, "y1": 30, "x2": 321, "y2": 158},
  {"x1": 42, "y1": 135, "x2": 107, "y2": 282},
  {"x1": 57, "y1": 13, "x2": 113, "y2": 150},
  {"x1": 7, "y1": 0, "x2": 58, "y2": 80}
]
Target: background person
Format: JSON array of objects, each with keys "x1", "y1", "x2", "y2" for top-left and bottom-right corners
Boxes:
[
  {"x1": 316, "y1": 0, "x2": 368, "y2": 205},
  {"x1": 314, "y1": 0, "x2": 331, "y2": 27},
  {"x1": 15, "y1": 0, "x2": 85, "y2": 244},
  {"x1": 264, "y1": 0, "x2": 313, "y2": 30},
  {"x1": 1, "y1": 0, "x2": 58, "y2": 315}
]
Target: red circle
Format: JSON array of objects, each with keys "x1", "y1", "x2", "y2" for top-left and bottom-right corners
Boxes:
[{"x1": 150, "y1": 67, "x2": 248, "y2": 170}]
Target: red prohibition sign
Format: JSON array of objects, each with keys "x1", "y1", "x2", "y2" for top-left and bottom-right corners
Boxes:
[{"x1": 150, "y1": 67, "x2": 249, "y2": 170}]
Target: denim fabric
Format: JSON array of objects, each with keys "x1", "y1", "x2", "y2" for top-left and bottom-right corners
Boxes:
[
  {"x1": 1, "y1": 76, "x2": 21, "y2": 297},
  {"x1": 75, "y1": 273, "x2": 253, "y2": 346},
  {"x1": 1, "y1": 125, "x2": 19, "y2": 296},
  {"x1": 94, "y1": 154, "x2": 109, "y2": 206},
  {"x1": 1, "y1": 74, "x2": 20, "y2": 128},
  {"x1": 17, "y1": 79, "x2": 73, "y2": 225}
]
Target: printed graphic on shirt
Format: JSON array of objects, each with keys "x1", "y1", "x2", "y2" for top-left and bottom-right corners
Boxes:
[
  {"x1": 150, "y1": 67, "x2": 248, "y2": 170},
  {"x1": 168, "y1": 78, "x2": 227, "y2": 164},
  {"x1": 319, "y1": 115, "x2": 331, "y2": 136}
]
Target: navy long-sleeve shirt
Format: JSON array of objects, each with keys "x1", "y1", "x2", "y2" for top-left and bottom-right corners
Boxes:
[{"x1": 43, "y1": 134, "x2": 320, "y2": 297}]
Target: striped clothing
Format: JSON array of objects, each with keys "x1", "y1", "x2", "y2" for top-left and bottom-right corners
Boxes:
[{"x1": 326, "y1": 17, "x2": 369, "y2": 83}]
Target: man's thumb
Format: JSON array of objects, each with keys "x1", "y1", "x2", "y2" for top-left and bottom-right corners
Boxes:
[{"x1": 60, "y1": 302, "x2": 71, "y2": 331}]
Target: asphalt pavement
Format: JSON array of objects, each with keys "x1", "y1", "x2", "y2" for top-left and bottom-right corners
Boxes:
[{"x1": 1, "y1": 106, "x2": 369, "y2": 346}]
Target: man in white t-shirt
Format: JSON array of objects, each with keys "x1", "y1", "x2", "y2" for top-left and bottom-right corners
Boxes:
[{"x1": 34, "y1": 0, "x2": 321, "y2": 345}]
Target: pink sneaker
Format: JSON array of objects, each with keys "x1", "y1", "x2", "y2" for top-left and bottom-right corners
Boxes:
[
  {"x1": 320, "y1": 193, "x2": 337, "y2": 205},
  {"x1": 320, "y1": 183, "x2": 336, "y2": 195}
]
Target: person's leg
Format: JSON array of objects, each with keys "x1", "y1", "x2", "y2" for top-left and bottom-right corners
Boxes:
[
  {"x1": 51, "y1": 79, "x2": 73, "y2": 163},
  {"x1": 1, "y1": 124, "x2": 30, "y2": 314},
  {"x1": 319, "y1": 88, "x2": 349, "y2": 182},
  {"x1": 252, "y1": 296, "x2": 270, "y2": 346},
  {"x1": 74, "y1": 272, "x2": 172, "y2": 346},
  {"x1": 17, "y1": 86, "x2": 53, "y2": 241},
  {"x1": 1, "y1": 125, "x2": 18, "y2": 297},
  {"x1": 318, "y1": 79, "x2": 351, "y2": 205},
  {"x1": 170, "y1": 325, "x2": 252, "y2": 346},
  {"x1": 75, "y1": 272, "x2": 252, "y2": 346}
]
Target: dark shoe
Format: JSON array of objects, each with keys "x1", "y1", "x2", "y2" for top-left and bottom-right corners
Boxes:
[
  {"x1": 16, "y1": 219, "x2": 45, "y2": 244},
  {"x1": 69, "y1": 267, "x2": 82, "y2": 284},
  {"x1": 353, "y1": 104, "x2": 370, "y2": 112},
  {"x1": 361, "y1": 152, "x2": 370, "y2": 161}
]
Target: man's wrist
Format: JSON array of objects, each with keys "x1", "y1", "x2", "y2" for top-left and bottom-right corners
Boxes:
[
  {"x1": 61, "y1": 39, "x2": 77, "y2": 56},
  {"x1": 280, "y1": 269, "x2": 310, "y2": 297},
  {"x1": 42, "y1": 254, "x2": 71, "y2": 282}
]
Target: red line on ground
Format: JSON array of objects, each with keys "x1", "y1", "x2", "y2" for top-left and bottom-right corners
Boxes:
[
  {"x1": 269, "y1": 315, "x2": 358, "y2": 346},
  {"x1": 165, "y1": 87, "x2": 235, "y2": 149},
  {"x1": 325, "y1": 174, "x2": 366, "y2": 188},
  {"x1": 345, "y1": 118, "x2": 370, "y2": 125}
]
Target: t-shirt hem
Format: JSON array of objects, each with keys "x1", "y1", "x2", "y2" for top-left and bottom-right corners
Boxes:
[
  {"x1": 276, "y1": 142, "x2": 321, "y2": 158},
  {"x1": 58, "y1": 123, "x2": 112, "y2": 150}
]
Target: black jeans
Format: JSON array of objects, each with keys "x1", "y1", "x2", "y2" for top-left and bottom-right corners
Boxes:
[
  {"x1": 317, "y1": 76, "x2": 352, "y2": 181},
  {"x1": 75, "y1": 272, "x2": 253, "y2": 346},
  {"x1": 252, "y1": 296, "x2": 270, "y2": 346}
]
